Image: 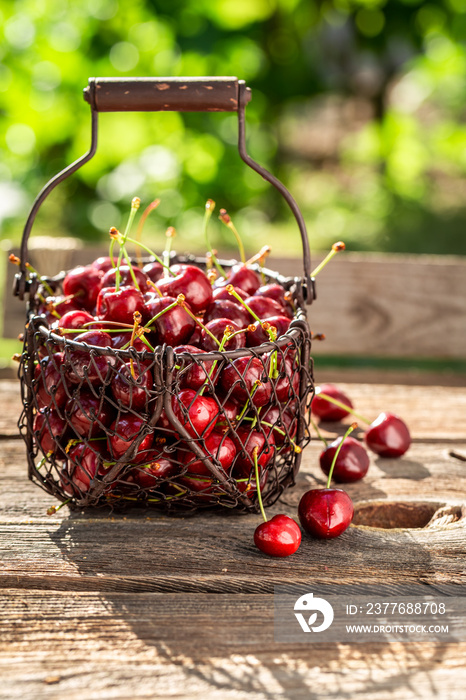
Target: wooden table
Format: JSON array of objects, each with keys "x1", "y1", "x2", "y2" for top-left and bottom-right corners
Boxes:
[{"x1": 1, "y1": 378, "x2": 465, "y2": 699}]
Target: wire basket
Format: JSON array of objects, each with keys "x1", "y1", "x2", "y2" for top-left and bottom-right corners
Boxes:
[{"x1": 14, "y1": 77, "x2": 316, "y2": 513}]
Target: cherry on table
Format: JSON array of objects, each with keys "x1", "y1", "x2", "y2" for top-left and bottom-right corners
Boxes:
[
  {"x1": 320, "y1": 436, "x2": 369, "y2": 483},
  {"x1": 254, "y1": 514, "x2": 301, "y2": 557},
  {"x1": 298, "y1": 488, "x2": 354, "y2": 539},
  {"x1": 365, "y1": 412, "x2": 411, "y2": 458},
  {"x1": 312, "y1": 384, "x2": 354, "y2": 421}
]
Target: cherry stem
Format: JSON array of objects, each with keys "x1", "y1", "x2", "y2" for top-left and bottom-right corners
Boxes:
[
  {"x1": 245, "y1": 246, "x2": 271, "y2": 267},
  {"x1": 176, "y1": 295, "x2": 221, "y2": 347},
  {"x1": 226, "y1": 285, "x2": 276, "y2": 343},
  {"x1": 317, "y1": 392, "x2": 371, "y2": 425},
  {"x1": 163, "y1": 227, "x2": 175, "y2": 278},
  {"x1": 124, "y1": 237, "x2": 175, "y2": 277},
  {"x1": 144, "y1": 299, "x2": 179, "y2": 329},
  {"x1": 9, "y1": 255, "x2": 55, "y2": 296},
  {"x1": 83, "y1": 320, "x2": 134, "y2": 329},
  {"x1": 253, "y1": 447, "x2": 267, "y2": 523},
  {"x1": 310, "y1": 417, "x2": 328, "y2": 448},
  {"x1": 147, "y1": 279, "x2": 163, "y2": 297},
  {"x1": 203, "y1": 199, "x2": 228, "y2": 279},
  {"x1": 135, "y1": 199, "x2": 160, "y2": 266},
  {"x1": 242, "y1": 417, "x2": 301, "y2": 453},
  {"x1": 219, "y1": 208, "x2": 245, "y2": 264},
  {"x1": 114, "y1": 197, "x2": 141, "y2": 292},
  {"x1": 129, "y1": 311, "x2": 142, "y2": 377},
  {"x1": 326, "y1": 422, "x2": 358, "y2": 488},
  {"x1": 310, "y1": 241, "x2": 346, "y2": 278},
  {"x1": 236, "y1": 380, "x2": 261, "y2": 422},
  {"x1": 199, "y1": 326, "x2": 233, "y2": 396},
  {"x1": 47, "y1": 498, "x2": 71, "y2": 516}
]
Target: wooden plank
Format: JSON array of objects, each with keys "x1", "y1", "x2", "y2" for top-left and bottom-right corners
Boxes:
[
  {"x1": 5, "y1": 248, "x2": 466, "y2": 359},
  {"x1": 0, "y1": 589, "x2": 465, "y2": 700},
  {"x1": 1, "y1": 436, "x2": 464, "y2": 593}
]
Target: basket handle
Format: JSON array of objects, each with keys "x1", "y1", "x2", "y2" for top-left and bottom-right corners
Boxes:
[
  {"x1": 83, "y1": 76, "x2": 249, "y2": 113},
  {"x1": 15, "y1": 77, "x2": 314, "y2": 303}
]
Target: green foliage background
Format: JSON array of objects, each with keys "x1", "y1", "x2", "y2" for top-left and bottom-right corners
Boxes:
[{"x1": 2, "y1": 0, "x2": 466, "y2": 257}]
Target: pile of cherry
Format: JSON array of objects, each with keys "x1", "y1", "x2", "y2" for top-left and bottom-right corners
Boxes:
[
  {"x1": 23, "y1": 198, "x2": 310, "y2": 518},
  {"x1": 255, "y1": 383, "x2": 411, "y2": 557}
]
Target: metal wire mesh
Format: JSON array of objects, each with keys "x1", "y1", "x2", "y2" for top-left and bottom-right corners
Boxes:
[{"x1": 18, "y1": 259, "x2": 314, "y2": 513}]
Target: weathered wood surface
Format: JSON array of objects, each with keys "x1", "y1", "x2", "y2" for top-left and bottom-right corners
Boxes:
[
  {"x1": 0, "y1": 379, "x2": 465, "y2": 699},
  {"x1": 5, "y1": 247, "x2": 466, "y2": 359}
]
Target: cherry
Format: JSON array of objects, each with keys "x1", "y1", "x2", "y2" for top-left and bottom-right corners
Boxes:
[
  {"x1": 320, "y1": 436, "x2": 369, "y2": 483},
  {"x1": 56, "y1": 309, "x2": 96, "y2": 331},
  {"x1": 108, "y1": 414, "x2": 154, "y2": 462},
  {"x1": 157, "y1": 264, "x2": 212, "y2": 314},
  {"x1": 91, "y1": 256, "x2": 115, "y2": 274},
  {"x1": 201, "y1": 319, "x2": 246, "y2": 352},
  {"x1": 261, "y1": 404, "x2": 297, "y2": 448},
  {"x1": 132, "y1": 453, "x2": 178, "y2": 488},
  {"x1": 172, "y1": 389, "x2": 218, "y2": 439},
  {"x1": 244, "y1": 295, "x2": 290, "y2": 321},
  {"x1": 41, "y1": 295, "x2": 82, "y2": 322},
  {"x1": 110, "y1": 361, "x2": 153, "y2": 410},
  {"x1": 234, "y1": 427, "x2": 275, "y2": 474},
  {"x1": 34, "y1": 352, "x2": 67, "y2": 410},
  {"x1": 145, "y1": 296, "x2": 196, "y2": 346},
  {"x1": 111, "y1": 332, "x2": 146, "y2": 351},
  {"x1": 365, "y1": 412, "x2": 411, "y2": 458},
  {"x1": 175, "y1": 345, "x2": 213, "y2": 390},
  {"x1": 179, "y1": 431, "x2": 236, "y2": 477},
  {"x1": 220, "y1": 356, "x2": 272, "y2": 407},
  {"x1": 247, "y1": 315, "x2": 291, "y2": 347},
  {"x1": 101, "y1": 265, "x2": 149, "y2": 292},
  {"x1": 212, "y1": 286, "x2": 248, "y2": 303},
  {"x1": 188, "y1": 324, "x2": 203, "y2": 347},
  {"x1": 312, "y1": 384, "x2": 354, "y2": 421},
  {"x1": 62, "y1": 265, "x2": 103, "y2": 311},
  {"x1": 298, "y1": 488, "x2": 354, "y2": 539},
  {"x1": 67, "y1": 442, "x2": 111, "y2": 493},
  {"x1": 33, "y1": 409, "x2": 69, "y2": 456},
  {"x1": 254, "y1": 284, "x2": 292, "y2": 312},
  {"x1": 254, "y1": 514, "x2": 302, "y2": 557},
  {"x1": 272, "y1": 352, "x2": 300, "y2": 403},
  {"x1": 218, "y1": 264, "x2": 261, "y2": 296},
  {"x1": 298, "y1": 422, "x2": 356, "y2": 538},
  {"x1": 67, "y1": 330, "x2": 115, "y2": 385},
  {"x1": 67, "y1": 390, "x2": 114, "y2": 438},
  {"x1": 97, "y1": 286, "x2": 147, "y2": 326},
  {"x1": 203, "y1": 300, "x2": 250, "y2": 328},
  {"x1": 233, "y1": 464, "x2": 268, "y2": 496},
  {"x1": 142, "y1": 261, "x2": 164, "y2": 284}
]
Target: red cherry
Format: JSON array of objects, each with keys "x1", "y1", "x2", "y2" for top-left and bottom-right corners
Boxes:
[
  {"x1": 67, "y1": 330, "x2": 115, "y2": 385},
  {"x1": 203, "y1": 300, "x2": 250, "y2": 328},
  {"x1": 234, "y1": 427, "x2": 275, "y2": 474},
  {"x1": 179, "y1": 431, "x2": 236, "y2": 477},
  {"x1": 67, "y1": 390, "x2": 114, "y2": 438},
  {"x1": 62, "y1": 265, "x2": 103, "y2": 311},
  {"x1": 201, "y1": 319, "x2": 246, "y2": 352},
  {"x1": 67, "y1": 442, "x2": 111, "y2": 493},
  {"x1": 320, "y1": 436, "x2": 369, "y2": 483},
  {"x1": 172, "y1": 389, "x2": 218, "y2": 439},
  {"x1": 146, "y1": 296, "x2": 196, "y2": 346},
  {"x1": 312, "y1": 384, "x2": 354, "y2": 421},
  {"x1": 254, "y1": 514, "x2": 301, "y2": 557},
  {"x1": 212, "y1": 286, "x2": 248, "y2": 302},
  {"x1": 298, "y1": 488, "x2": 354, "y2": 539},
  {"x1": 157, "y1": 264, "x2": 212, "y2": 313},
  {"x1": 101, "y1": 265, "x2": 149, "y2": 292},
  {"x1": 110, "y1": 361, "x2": 153, "y2": 410},
  {"x1": 142, "y1": 261, "x2": 164, "y2": 284},
  {"x1": 272, "y1": 352, "x2": 300, "y2": 403},
  {"x1": 261, "y1": 404, "x2": 297, "y2": 447},
  {"x1": 40, "y1": 295, "x2": 82, "y2": 324},
  {"x1": 247, "y1": 315, "x2": 291, "y2": 347},
  {"x1": 92, "y1": 256, "x2": 115, "y2": 273},
  {"x1": 233, "y1": 464, "x2": 268, "y2": 496},
  {"x1": 111, "y1": 332, "x2": 146, "y2": 351},
  {"x1": 109, "y1": 414, "x2": 154, "y2": 462},
  {"x1": 33, "y1": 409, "x2": 69, "y2": 456},
  {"x1": 56, "y1": 309, "x2": 96, "y2": 331},
  {"x1": 97, "y1": 286, "x2": 147, "y2": 325},
  {"x1": 175, "y1": 345, "x2": 213, "y2": 390},
  {"x1": 132, "y1": 453, "x2": 178, "y2": 488},
  {"x1": 244, "y1": 295, "x2": 289, "y2": 321},
  {"x1": 254, "y1": 284, "x2": 292, "y2": 313},
  {"x1": 220, "y1": 357, "x2": 272, "y2": 407},
  {"x1": 34, "y1": 353, "x2": 67, "y2": 410},
  {"x1": 365, "y1": 412, "x2": 411, "y2": 458},
  {"x1": 218, "y1": 264, "x2": 261, "y2": 296}
]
